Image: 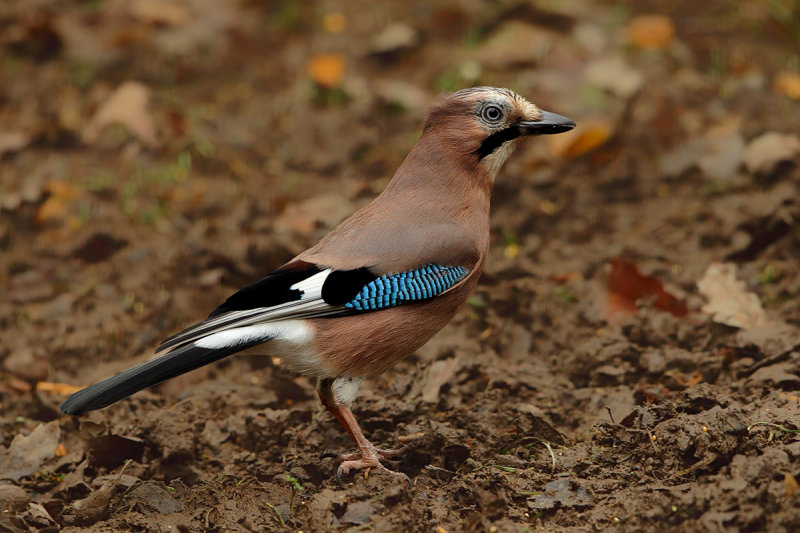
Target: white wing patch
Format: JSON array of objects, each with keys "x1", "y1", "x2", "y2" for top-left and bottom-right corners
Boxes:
[
  {"x1": 195, "y1": 319, "x2": 313, "y2": 349},
  {"x1": 193, "y1": 319, "x2": 332, "y2": 376},
  {"x1": 157, "y1": 269, "x2": 337, "y2": 353},
  {"x1": 291, "y1": 268, "x2": 330, "y2": 299}
]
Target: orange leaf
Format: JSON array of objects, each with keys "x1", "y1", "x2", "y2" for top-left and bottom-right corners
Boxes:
[
  {"x1": 35, "y1": 181, "x2": 81, "y2": 226},
  {"x1": 36, "y1": 381, "x2": 86, "y2": 395},
  {"x1": 604, "y1": 258, "x2": 688, "y2": 322},
  {"x1": 546, "y1": 118, "x2": 612, "y2": 159},
  {"x1": 773, "y1": 71, "x2": 800, "y2": 100},
  {"x1": 55, "y1": 443, "x2": 67, "y2": 457},
  {"x1": 322, "y1": 13, "x2": 346, "y2": 33},
  {"x1": 307, "y1": 54, "x2": 346, "y2": 89},
  {"x1": 627, "y1": 14, "x2": 675, "y2": 50},
  {"x1": 786, "y1": 473, "x2": 799, "y2": 498},
  {"x1": 9, "y1": 379, "x2": 32, "y2": 393}
]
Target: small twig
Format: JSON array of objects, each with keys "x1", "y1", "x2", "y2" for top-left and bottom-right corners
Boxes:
[
  {"x1": 605, "y1": 406, "x2": 616, "y2": 425},
  {"x1": 741, "y1": 342, "x2": 800, "y2": 377},
  {"x1": 647, "y1": 430, "x2": 658, "y2": 453},
  {"x1": 423, "y1": 465, "x2": 457, "y2": 476},
  {"x1": 747, "y1": 422, "x2": 800, "y2": 435},
  {"x1": 541, "y1": 440, "x2": 557, "y2": 473},
  {"x1": 397, "y1": 432, "x2": 426, "y2": 444},
  {"x1": 264, "y1": 502, "x2": 285, "y2": 527}
]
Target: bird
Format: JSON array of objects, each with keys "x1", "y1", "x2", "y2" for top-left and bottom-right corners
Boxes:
[{"x1": 60, "y1": 86, "x2": 575, "y2": 482}]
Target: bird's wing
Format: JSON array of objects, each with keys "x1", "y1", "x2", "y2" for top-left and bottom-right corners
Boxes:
[
  {"x1": 156, "y1": 259, "x2": 472, "y2": 353},
  {"x1": 60, "y1": 258, "x2": 471, "y2": 415}
]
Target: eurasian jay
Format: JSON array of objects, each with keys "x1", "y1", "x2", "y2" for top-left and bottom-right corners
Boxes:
[{"x1": 61, "y1": 87, "x2": 575, "y2": 482}]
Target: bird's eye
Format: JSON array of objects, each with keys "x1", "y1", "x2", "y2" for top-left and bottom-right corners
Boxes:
[{"x1": 481, "y1": 105, "x2": 503, "y2": 123}]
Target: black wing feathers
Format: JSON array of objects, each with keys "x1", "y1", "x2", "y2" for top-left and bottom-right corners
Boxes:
[
  {"x1": 321, "y1": 267, "x2": 377, "y2": 305},
  {"x1": 208, "y1": 261, "x2": 322, "y2": 318}
]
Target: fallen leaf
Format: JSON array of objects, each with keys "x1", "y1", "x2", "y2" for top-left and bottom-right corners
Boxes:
[
  {"x1": 476, "y1": 21, "x2": 556, "y2": 68},
  {"x1": 627, "y1": 14, "x2": 675, "y2": 50},
  {"x1": 585, "y1": 55, "x2": 644, "y2": 99},
  {"x1": 55, "y1": 443, "x2": 67, "y2": 457},
  {"x1": 546, "y1": 118, "x2": 612, "y2": 159},
  {"x1": 36, "y1": 381, "x2": 86, "y2": 395},
  {"x1": 422, "y1": 357, "x2": 458, "y2": 403},
  {"x1": 274, "y1": 193, "x2": 353, "y2": 233},
  {"x1": 322, "y1": 12, "x2": 346, "y2": 34},
  {"x1": 698, "y1": 117, "x2": 744, "y2": 181},
  {"x1": 660, "y1": 138, "x2": 706, "y2": 177},
  {"x1": 22, "y1": 502, "x2": 57, "y2": 529},
  {"x1": 374, "y1": 80, "x2": 430, "y2": 111},
  {"x1": 83, "y1": 81, "x2": 159, "y2": 147},
  {"x1": 604, "y1": 258, "x2": 688, "y2": 323},
  {"x1": 0, "y1": 131, "x2": 31, "y2": 156},
  {"x1": 697, "y1": 262, "x2": 769, "y2": 329},
  {"x1": 307, "y1": 54, "x2": 346, "y2": 89},
  {"x1": 9, "y1": 379, "x2": 32, "y2": 393},
  {"x1": 773, "y1": 71, "x2": 800, "y2": 100},
  {"x1": 0, "y1": 421, "x2": 61, "y2": 480},
  {"x1": 742, "y1": 132, "x2": 800, "y2": 174},
  {"x1": 35, "y1": 180, "x2": 81, "y2": 226},
  {"x1": 368, "y1": 23, "x2": 417, "y2": 55},
  {"x1": 128, "y1": 0, "x2": 189, "y2": 27},
  {"x1": 786, "y1": 473, "x2": 799, "y2": 498}
]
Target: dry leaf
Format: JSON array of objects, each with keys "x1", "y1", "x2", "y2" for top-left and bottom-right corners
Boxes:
[
  {"x1": 660, "y1": 138, "x2": 705, "y2": 177},
  {"x1": 55, "y1": 443, "x2": 67, "y2": 457},
  {"x1": 547, "y1": 118, "x2": 612, "y2": 159},
  {"x1": 585, "y1": 56, "x2": 644, "y2": 99},
  {"x1": 83, "y1": 81, "x2": 159, "y2": 147},
  {"x1": 742, "y1": 132, "x2": 800, "y2": 174},
  {"x1": 627, "y1": 14, "x2": 675, "y2": 50},
  {"x1": 422, "y1": 357, "x2": 458, "y2": 403},
  {"x1": 274, "y1": 193, "x2": 353, "y2": 234},
  {"x1": 698, "y1": 117, "x2": 744, "y2": 181},
  {"x1": 0, "y1": 421, "x2": 61, "y2": 480},
  {"x1": 786, "y1": 473, "x2": 799, "y2": 498},
  {"x1": 129, "y1": 0, "x2": 189, "y2": 27},
  {"x1": 322, "y1": 12, "x2": 346, "y2": 33},
  {"x1": 773, "y1": 71, "x2": 800, "y2": 100},
  {"x1": 476, "y1": 21, "x2": 555, "y2": 67},
  {"x1": 307, "y1": 54, "x2": 346, "y2": 89},
  {"x1": 603, "y1": 258, "x2": 688, "y2": 323},
  {"x1": 0, "y1": 131, "x2": 31, "y2": 156},
  {"x1": 35, "y1": 180, "x2": 81, "y2": 226},
  {"x1": 374, "y1": 80, "x2": 430, "y2": 111},
  {"x1": 36, "y1": 381, "x2": 86, "y2": 395},
  {"x1": 369, "y1": 23, "x2": 417, "y2": 54},
  {"x1": 697, "y1": 262, "x2": 769, "y2": 329}
]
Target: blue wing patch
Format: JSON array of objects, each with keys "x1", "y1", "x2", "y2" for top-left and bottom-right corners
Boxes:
[{"x1": 345, "y1": 264, "x2": 470, "y2": 311}]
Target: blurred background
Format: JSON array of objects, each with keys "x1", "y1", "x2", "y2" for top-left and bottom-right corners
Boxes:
[{"x1": 1, "y1": 1, "x2": 800, "y2": 531}]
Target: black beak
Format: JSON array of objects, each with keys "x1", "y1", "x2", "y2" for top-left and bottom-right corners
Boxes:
[{"x1": 517, "y1": 110, "x2": 576, "y2": 135}]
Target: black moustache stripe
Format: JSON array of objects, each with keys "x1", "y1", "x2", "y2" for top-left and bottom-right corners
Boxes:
[{"x1": 474, "y1": 125, "x2": 523, "y2": 159}]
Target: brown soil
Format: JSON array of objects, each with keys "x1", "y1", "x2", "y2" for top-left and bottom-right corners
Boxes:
[{"x1": 2, "y1": 1, "x2": 800, "y2": 532}]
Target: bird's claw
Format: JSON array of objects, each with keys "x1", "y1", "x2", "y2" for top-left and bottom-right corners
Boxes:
[
  {"x1": 337, "y1": 445, "x2": 408, "y2": 462},
  {"x1": 335, "y1": 458, "x2": 410, "y2": 487},
  {"x1": 327, "y1": 444, "x2": 411, "y2": 486}
]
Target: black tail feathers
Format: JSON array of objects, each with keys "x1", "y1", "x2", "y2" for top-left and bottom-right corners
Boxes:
[{"x1": 60, "y1": 339, "x2": 264, "y2": 415}]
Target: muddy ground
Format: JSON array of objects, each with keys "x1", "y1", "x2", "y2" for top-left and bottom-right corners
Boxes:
[{"x1": 2, "y1": 0, "x2": 800, "y2": 531}]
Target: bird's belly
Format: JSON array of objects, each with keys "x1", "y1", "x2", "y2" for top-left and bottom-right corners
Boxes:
[{"x1": 310, "y1": 295, "x2": 466, "y2": 379}]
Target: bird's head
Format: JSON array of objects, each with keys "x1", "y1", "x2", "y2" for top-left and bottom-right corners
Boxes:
[{"x1": 423, "y1": 87, "x2": 575, "y2": 179}]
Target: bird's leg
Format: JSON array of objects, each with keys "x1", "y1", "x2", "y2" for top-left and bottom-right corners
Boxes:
[{"x1": 317, "y1": 377, "x2": 409, "y2": 483}]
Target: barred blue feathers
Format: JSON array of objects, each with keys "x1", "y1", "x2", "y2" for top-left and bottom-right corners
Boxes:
[{"x1": 345, "y1": 264, "x2": 469, "y2": 311}]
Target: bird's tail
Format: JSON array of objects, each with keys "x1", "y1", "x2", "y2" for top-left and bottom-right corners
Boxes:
[{"x1": 60, "y1": 339, "x2": 265, "y2": 415}]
